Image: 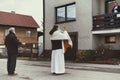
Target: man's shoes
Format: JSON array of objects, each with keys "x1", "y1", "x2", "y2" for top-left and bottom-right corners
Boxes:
[{"x1": 8, "y1": 73, "x2": 18, "y2": 76}]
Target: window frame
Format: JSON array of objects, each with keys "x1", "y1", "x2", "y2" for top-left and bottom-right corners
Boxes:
[
  {"x1": 5, "y1": 29, "x2": 9, "y2": 36},
  {"x1": 55, "y1": 2, "x2": 76, "y2": 24},
  {"x1": 26, "y1": 31, "x2": 31, "y2": 38}
]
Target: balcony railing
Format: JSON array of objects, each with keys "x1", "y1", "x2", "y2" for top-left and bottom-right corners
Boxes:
[{"x1": 93, "y1": 13, "x2": 120, "y2": 30}]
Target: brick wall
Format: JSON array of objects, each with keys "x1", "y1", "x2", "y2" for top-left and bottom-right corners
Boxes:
[
  {"x1": 0, "y1": 26, "x2": 38, "y2": 44},
  {"x1": 16, "y1": 27, "x2": 38, "y2": 43}
]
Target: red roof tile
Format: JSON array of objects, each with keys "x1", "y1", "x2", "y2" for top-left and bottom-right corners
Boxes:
[{"x1": 0, "y1": 11, "x2": 39, "y2": 28}]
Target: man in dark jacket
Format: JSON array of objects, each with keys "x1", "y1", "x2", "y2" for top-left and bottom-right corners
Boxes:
[{"x1": 5, "y1": 27, "x2": 21, "y2": 75}]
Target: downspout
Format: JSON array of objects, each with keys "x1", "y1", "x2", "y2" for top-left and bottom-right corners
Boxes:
[{"x1": 43, "y1": 0, "x2": 45, "y2": 56}]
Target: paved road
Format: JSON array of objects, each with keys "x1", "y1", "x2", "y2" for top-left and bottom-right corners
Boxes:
[{"x1": 0, "y1": 58, "x2": 120, "y2": 80}]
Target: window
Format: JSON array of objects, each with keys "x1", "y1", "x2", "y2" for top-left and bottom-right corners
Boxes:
[
  {"x1": 56, "y1": 7, "x2": 65, "y2": 22},
  {"x1": 55, "y1": 2, "x2": 76, "y2": 23},
  {"x1": 5, "y1": 29, "x2": 9, "y2": 36},
  {"x1": 26, "y1": 31, "x2": 31, "y2": 37},
  {"x1": 105, "y1": 35, "x2": 116, "y2": 43},
  {"x1": 67, "y1": 4, "x2": 76, "y2": 21}
]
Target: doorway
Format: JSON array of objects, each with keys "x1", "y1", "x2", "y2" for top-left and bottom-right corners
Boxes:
[
  {"x1": 65, "y1": 32, "x2": 78, "y2": 61},
  {"x1": 105, "y1": 0, "x2": 116, "y2": 13}
]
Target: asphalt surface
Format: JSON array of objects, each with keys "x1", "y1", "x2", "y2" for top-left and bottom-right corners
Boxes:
[{"x1": 0, "y1": 58, "x2": 120, "y2": 80}]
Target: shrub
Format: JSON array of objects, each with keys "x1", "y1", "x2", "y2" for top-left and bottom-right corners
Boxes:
[
  {"x1": 76, "y1": 50, "x2": 96, "y2": 61},
  {"x1": 94, "y1": 44, "x2": 111, "y2": 60}
]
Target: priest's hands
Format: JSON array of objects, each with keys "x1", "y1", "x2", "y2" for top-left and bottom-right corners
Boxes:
[{"x1": 64, "y1": 24, "x2": 66, "y2": 31}]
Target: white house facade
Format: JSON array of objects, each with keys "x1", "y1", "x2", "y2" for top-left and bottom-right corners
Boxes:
[
  {"x1": 44, "y1": 0, "x2": 120, "y2": 59},
  {"x1": 45, "y1": 0, "x2": 92, "y2": 49}
]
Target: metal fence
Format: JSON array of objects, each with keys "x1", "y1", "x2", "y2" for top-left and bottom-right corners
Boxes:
[
  {"x1": 0, "y1": 43, "x2": 43, "y2": 58},
  {"x1": 93, "y1": 13, "x2": 120, "y2": 30},
  {"x1": 18, "y1": 43, "x2": 43, "y2": 58}
]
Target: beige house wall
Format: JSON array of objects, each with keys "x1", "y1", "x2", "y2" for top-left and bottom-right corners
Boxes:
[
  {"x1": 45, "y1": 0, "x2": 93, "y2": 50},
  {"x1": 99, "y1": 0, "x2": 105, "y2": 14},
  {"x1": 116, "y1": 0, "x2": 120, "y2": 5},
  {"x1": 92, "y1": 0, "x2": 100, "y2": 15},
  {"x1": 93, "y1": 34, "x2": 120, "y2": 50},
  {"x1": 92, "y1": 0, "x2": 105, "y2": 16}
]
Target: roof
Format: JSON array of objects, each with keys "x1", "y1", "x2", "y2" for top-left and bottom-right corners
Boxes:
[{"x1": 0, "y1": 11, "x2": 39, "y2": 28}]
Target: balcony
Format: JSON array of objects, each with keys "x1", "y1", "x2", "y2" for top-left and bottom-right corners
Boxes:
[
  {"x1": 93, "y1": 13, "x2": 120, "y2": 30},
  {"x1": 92, "y1": 13, "x2": 120, "y2": 34}
]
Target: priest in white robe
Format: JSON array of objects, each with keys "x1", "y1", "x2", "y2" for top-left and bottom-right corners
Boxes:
[{"x1": 49, "y1": 24, "x2": 72, "y2": 75}]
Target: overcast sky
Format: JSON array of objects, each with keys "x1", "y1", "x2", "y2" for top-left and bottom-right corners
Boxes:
[{"x1": 0, "y1": 0, "x2": 43, "y2": 31}]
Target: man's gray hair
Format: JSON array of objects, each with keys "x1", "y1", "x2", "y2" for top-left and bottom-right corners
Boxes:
[
  {"x1": 9, "y1": 27, "x2": 15, "y2": 32},
  {"x1": 8, "y1": 27, "x2": 16, "y2": 34}
]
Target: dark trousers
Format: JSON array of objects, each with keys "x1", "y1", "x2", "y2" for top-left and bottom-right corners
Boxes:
[{"x1": 7, "y1": 54, "x2": 17, "y2": 74}]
